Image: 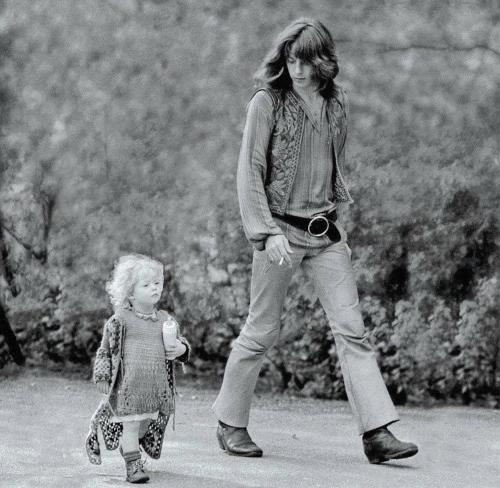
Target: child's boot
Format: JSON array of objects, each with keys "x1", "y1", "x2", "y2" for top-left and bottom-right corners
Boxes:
[{"x1": 120, "y1": 447, "x2": 149, "y2": 483}]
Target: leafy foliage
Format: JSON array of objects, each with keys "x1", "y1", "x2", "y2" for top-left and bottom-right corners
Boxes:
[{"x1": 0, "y1": 0, "x2": 498, "y2": 406}]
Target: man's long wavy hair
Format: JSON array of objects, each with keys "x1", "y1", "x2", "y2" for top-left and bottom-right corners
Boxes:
[{"x1": 254, "y1": 18, "x2": 340, "y2": 100}]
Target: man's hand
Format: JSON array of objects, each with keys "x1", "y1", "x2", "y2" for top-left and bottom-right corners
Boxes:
[
  {"x1": 165, "y1": 339, "x2": 187, "y2": 360},
  {"x1": 265, "y1": 234, "x2": 293, "y2": 266},
  {"x1": 96, "y1": 381, "x2": 110, "y2": 394}
]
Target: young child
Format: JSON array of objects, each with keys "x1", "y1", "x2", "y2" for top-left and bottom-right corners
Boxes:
[{"x1": 85, "y1": 254, "x2": 190, "y2": 483}]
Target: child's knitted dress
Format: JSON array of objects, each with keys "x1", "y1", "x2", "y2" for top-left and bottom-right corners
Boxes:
[{"x1": 109, "y1": 308, "x2": 172, "y2": 421}]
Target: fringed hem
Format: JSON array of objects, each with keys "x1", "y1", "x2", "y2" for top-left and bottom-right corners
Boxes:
[{"x1": 110, "y1": 410, "x2": 159, "y2": 422}]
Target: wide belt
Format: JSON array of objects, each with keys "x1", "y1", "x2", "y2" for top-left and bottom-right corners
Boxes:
[{"x1": 273, "y1": 210, "x2": 340, "y2": 242}]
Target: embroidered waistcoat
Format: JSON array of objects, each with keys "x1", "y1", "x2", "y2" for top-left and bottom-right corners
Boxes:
[{"x1": 261, "y1": 87, "x2": 353, "y2": 215}]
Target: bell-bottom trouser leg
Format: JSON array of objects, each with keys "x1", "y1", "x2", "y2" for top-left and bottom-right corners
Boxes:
[
  {"x1": 212, "y1": 248, "x2": 300, "y2": 428},
  {"x1": 212, "y1": 241, "x2": 399, "y2": 434},
  {"x1": 302, "y1": 242, "x2": 399, "y2": 433}
]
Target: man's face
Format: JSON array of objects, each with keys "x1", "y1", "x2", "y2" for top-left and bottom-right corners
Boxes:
[{"x1": 286, "y1": 48, "x2": 315, "y2": 91}]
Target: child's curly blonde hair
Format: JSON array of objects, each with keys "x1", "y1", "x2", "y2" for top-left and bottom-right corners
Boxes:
[{"x1": 106, "y1": 254, "x2": 164, "y2": 311}]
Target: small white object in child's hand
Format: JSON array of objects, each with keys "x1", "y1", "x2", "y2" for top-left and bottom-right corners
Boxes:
[{"x1": 162, "y1": 318, "x2": 178, "y2": 349}]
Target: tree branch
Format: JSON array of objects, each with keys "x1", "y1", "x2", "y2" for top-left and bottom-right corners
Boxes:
[
  {"x1": 0, "y1": 222, "x2": 46, "y2": 262},
  {"x1": 40, "y1": 191, "x2": 56, "y2": 244},
  {"x1": 101, "y1": 0, "x2": 132, "y2": 21},
  {"x1": 336, "y1": 38, "x2": 500, "y2": 57},
  {"x1": 0, "y1": 229, "x2": 19, "y2": 297},
  {"x1": 0, "y1": 300, "x2": 25, "y2": 365}
]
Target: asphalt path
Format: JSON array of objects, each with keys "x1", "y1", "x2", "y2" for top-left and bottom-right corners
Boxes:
[{"x1": 0, "y1": 369, "x2": 499, "y2": 488}]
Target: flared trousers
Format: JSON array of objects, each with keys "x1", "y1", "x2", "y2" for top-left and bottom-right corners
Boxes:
[{"x1": 212, "y1": 239, "x2": 398, "y2": 434}]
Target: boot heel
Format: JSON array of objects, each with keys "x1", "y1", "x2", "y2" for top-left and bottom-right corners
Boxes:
[{"x1": 216, "y1": 429, "x2": 226, "y2": 451}]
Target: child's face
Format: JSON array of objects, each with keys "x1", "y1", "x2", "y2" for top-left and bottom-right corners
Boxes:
[{"x1": 131, "y1": 268, "x2": 164, "y2": 308}]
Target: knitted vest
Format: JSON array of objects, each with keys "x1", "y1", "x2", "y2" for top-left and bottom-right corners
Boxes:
[{"x1": 259, "y1": 87, "x2": 352, "y2": 215}]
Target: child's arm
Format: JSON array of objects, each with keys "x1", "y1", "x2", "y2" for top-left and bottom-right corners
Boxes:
[
  {"x1": 93, "y1": 317, "x2": 113, "y2": 389},
  {"x1": 176, "y1": 335, "x2": 190, "y2": 363}
]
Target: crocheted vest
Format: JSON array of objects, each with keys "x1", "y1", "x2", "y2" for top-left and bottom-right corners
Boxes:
[{"x1": 260, "y1": 87, "x2": 352, "y2": 215}]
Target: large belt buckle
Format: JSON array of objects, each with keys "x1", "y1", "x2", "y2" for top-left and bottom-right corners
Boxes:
[{"x1": 307, "y1": 215, "x2": 329, "y2": 237}]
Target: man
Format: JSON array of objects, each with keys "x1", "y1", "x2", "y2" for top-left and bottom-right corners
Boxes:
[{"x1": 212, "y1": 18, "x2": 418, "y2": 464}]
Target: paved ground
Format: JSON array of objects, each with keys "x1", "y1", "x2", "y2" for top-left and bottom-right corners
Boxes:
[{"x1": 0, "y1": 368, "x2": 499, "y2": 488}]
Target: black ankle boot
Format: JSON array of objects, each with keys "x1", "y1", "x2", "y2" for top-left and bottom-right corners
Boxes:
[
  {"x1": 217, "y1": 421, "x2": 263, "y2": 457},
  {"x1": 362, "y1": 426, "x2": 418, "y2": 464}
]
